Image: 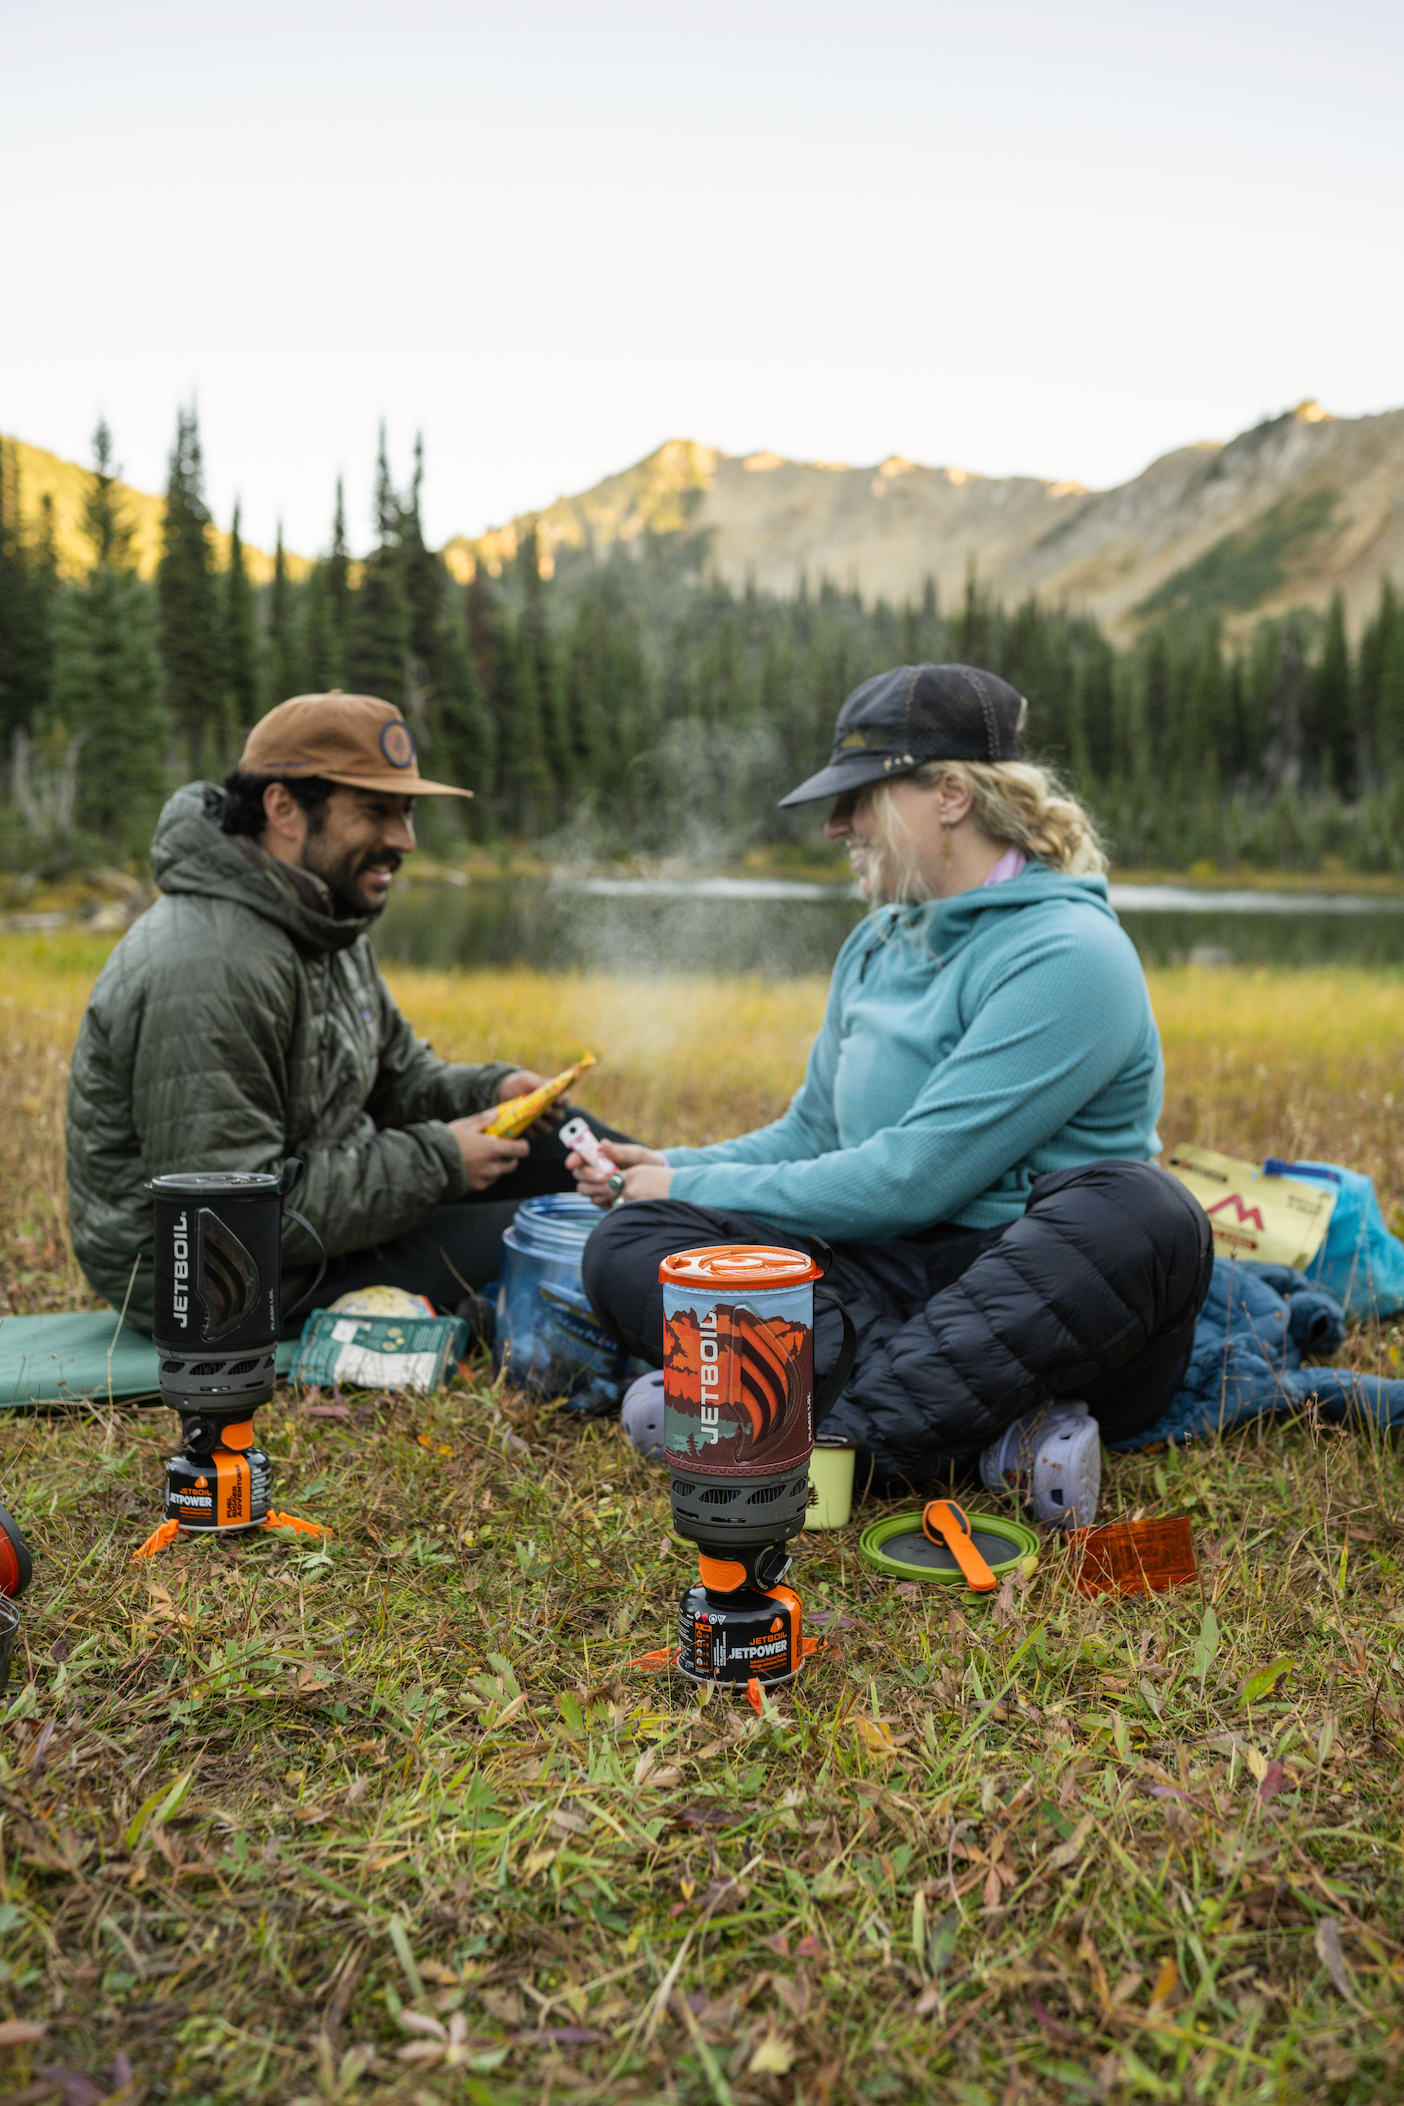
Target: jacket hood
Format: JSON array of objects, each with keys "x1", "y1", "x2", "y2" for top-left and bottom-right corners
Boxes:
[
  {"x1": 872, "y1": 863, "x2": 1119, "y2": 960},
  {"x1": 149, "y1": 782, "x2": 371, "y2": 953}
]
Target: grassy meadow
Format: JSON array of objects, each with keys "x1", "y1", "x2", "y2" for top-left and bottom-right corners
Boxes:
[{"x1": 1, "y1": 932, "x2": 1403, "y2": 2103}]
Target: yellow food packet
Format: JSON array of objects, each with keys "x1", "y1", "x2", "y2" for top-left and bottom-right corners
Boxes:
[{"x1": 483, "y1": 1055, "x2": 597, "y2": 1138}]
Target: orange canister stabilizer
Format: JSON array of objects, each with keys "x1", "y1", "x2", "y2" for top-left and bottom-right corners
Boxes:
[{"x1": 1067, "y1": 1513, "x2": 1196, "y2": 1598}]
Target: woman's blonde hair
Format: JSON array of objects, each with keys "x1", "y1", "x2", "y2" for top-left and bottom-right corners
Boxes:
[{"x1": 860, "y1": 759, "x2": 1107, "y2": 902}]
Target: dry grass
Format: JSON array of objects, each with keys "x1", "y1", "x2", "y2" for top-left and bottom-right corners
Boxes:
[{"x1": 2, "y1": 935, "x2": 1404, "y2": 2103}]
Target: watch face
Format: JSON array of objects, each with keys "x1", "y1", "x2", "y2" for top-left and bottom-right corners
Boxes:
[{"x1": 380, "y1": 720, "x2": 415, "y2": 768}]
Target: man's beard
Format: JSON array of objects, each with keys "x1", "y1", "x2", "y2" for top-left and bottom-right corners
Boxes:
[{"x1": 303, "y1": 840, "x2": 401, "y2": 919}]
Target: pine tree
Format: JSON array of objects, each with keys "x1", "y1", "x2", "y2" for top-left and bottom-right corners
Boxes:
[
  {"x1": 223, "y1": 501, "x2": 258, "y2": 753},
  {"x1": 51, "y1": 421, "x2": 168, "y2": 855},
  {"x1": 431, "y1": 605, "x2": 496, "y2": 828},
  {"x1": 1378, "y1": 599, "x2": 1404, "y2": 774},
  {"x1": 519, "y1": 528, "x2": 568, "y2": 806},
  {"x1": 345, "y1": 427, "x2": 408, "y2": 704},
  {"x1": 1358, "y1": 578, "x2": 1397, "y2": 783},
  {"x1": 264, "y1": 526, "x2": 298, "y2": 706},
  {"x1": 300, "y1": 563, "x2": 336, "y2": 693},
  {"x1": 1305, "y1": 592, "x2": 1354, "y2": 793},
  {"x1": 400, "y1": 436, "x2": 443, "y2": 675},
  {"x1": 327, "y1": 479, "x2": 350, "y2": 682},
  {"x1": 158, "y1": 404, "x2": 222, "y2": 776},
  {"x1": 0, "y1": 442, "x2": 56, "y2": 742}
]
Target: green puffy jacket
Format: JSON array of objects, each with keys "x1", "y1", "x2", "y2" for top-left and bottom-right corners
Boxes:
[{"x1": 65, "y1": 783, "x2": 512, "y2": 1328}]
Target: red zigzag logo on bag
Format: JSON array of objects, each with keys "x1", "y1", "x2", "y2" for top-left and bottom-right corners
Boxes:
[{"x1": 1206, "y1": 1193, "x2": 1266, "y2": 1231}]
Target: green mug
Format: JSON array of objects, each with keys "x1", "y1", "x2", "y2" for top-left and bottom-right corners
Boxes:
[{"x1": 806, "y1": 1443, "x2": 856, "y2": 1530}]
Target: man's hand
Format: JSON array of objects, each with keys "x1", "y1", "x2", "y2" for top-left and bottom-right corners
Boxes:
[
  {"x1": 566, "y1": 1137, "x2": 673, "y2": 1209},
  {"x1": 448, "y1": 1108, "x2": 530, "y2": 1191},
  {"x1": 495, "y1": 1068, "x2": 568, "y2": 1129}
]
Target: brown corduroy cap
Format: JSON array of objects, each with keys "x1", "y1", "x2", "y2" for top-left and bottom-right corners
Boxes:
[{"x1": 237, "y1": 692, "x2": 472, "y2": 797}]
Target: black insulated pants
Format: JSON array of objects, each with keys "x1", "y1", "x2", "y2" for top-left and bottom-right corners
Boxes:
[{"x1": 581, "y1": 1159, "x2": 1213, "y2": 1491}]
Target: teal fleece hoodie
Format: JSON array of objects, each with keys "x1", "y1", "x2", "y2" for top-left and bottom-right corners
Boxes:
[{"x1": 664, "y1": 865, "x2": 1163, "y2": 1243}]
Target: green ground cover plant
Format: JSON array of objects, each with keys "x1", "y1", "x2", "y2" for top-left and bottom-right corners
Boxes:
[{"x1": 1, "y1": 938, "x2": 1403, "y2": 2101}]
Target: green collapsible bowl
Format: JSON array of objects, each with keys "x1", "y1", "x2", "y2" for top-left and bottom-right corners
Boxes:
[{"x1": 859, "y1": 1510, "x2": 1039, "y2": 1585}]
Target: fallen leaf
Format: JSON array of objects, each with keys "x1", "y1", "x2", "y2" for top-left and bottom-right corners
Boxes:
[
  {"x1": 36, "y1": 2070, "x2": 106, "y2": 2106},
  {"x1": 632, "y1": 1746, "x2": 659, "y2": 1786},
  {"x1": 1147, "y1": 1955, "x2": 1179, "y2": 2009},
  {"x1": 895, "y1": 1582, "x2": 921, "y2": 1602},
  {"x1": 344, "y1": 1775, "x2": 369, "y2": 1806},
  {"x1": 698, "y1": 1875, "x2": 750, "y2": 1913},
  {"x1": 399, "y1": 2011, "x2": 448, "y2": 2041},
  {"x1": 748, "y1": 2031, "x2": 797, "y2": 2076},
  {"x1": 677, "y1": 1804, "x2": 736, "y2": 1832},
  {"x1": 855, "y1": 1714, "x2": 909, "y2": 1755},
  {"x1": 772, "y1": 1972, "x2": 812, "y2": 2019},
  {"x1": 1258, "y1": 1762, "x2": 1285, "y2": 1804},
  {"x1": 297, "y1": 1667, "x2": 331, "y2": 1692},
  {"x1": 982, "y1": 1865, "x2": 1002, "y2": 1910},
  {"x1": 1243, "y1": 1746, "x2": 1269, "y2": 1783},
  {"x1": 1315, "y1": 1916, "x2": 1356, "y2": 2003},
  {"x1": 1045, "y1": 1813, "x2": 1094, "y2": 1873},
  {"x1": 794, "y1": 1933, "x2": 823, "y2": 1960},
  {"x1": 308, "y1": 1403, "x2": 352, "y2": 1420},
  {"x1": 0, "y1": 2019, "x2": 47, "y2": 2046},
  {"x1": 1030, "y1": 1993, "x2": 1079, "y2": 2041},
  {"x1": 1241, "y1": 1656, "x2": 1295, "y2": 1704}
]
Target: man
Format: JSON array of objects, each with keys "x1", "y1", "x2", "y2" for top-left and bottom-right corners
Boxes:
[{"x1": 66, "y1": 690, "x2": 616, "y2": 1331}]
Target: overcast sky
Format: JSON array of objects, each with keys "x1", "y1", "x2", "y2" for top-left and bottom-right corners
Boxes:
[{"x1": 5, "y1": 0, "x2": 1401, "y2": 557}]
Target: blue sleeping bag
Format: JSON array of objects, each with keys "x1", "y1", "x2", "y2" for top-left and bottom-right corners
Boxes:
[{"x1": 1113, "y1": 1257, "x2": 1404, "y2": 1450}]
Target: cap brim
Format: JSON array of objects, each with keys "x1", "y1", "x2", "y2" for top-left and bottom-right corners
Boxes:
[
  {"x1": 315, "y1": 772, "x2": 473, "y2": 798},
  {"x1": 778, "y1": 755, "x2": 911, "y2": 808}
]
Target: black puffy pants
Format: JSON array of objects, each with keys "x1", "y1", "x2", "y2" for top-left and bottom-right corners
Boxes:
[{"x1": 581, "y1": 1160, "x2": 1213, "y2": 1490}]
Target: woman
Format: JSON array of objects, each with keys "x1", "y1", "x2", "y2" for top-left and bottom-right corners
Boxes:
[{"x1": 575, "y1": 663, "x2": 1211, "y2": 1487}]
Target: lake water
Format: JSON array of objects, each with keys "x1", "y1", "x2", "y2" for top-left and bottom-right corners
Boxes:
[{"x1": 372, "y1": 875, "x2": 1404, "y2": 976}]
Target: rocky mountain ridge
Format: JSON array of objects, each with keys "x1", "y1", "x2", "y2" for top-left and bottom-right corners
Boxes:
[{"x1": 444, "y1": 402, "x2": 1404, "y2": 639}]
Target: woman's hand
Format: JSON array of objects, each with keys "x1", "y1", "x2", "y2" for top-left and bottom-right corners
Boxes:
[
  {"x1": 447, "y1": 1108, "x2": 530, "y2": 1191},
  {"x1": 566, "y1": 1137, "x2": 673, "y2": 1209}
]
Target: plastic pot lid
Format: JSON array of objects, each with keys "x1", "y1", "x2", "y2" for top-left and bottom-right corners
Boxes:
[
  {"x1": 659, "y1": 1245, "x2": 822, "y2": 1289},
  {"x1": 859, "y1": 1510, "x2": 1039, "y2": 1584}
]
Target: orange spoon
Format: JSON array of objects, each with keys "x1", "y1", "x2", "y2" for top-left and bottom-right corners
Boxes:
[{"x1": 921, "y1": 1500, "x2": 998, "y2": 1593}]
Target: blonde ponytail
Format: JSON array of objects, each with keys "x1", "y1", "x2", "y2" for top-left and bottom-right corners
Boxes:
[{"x1": 864, "y1": 759, "x2": 1107, "y2": 901}]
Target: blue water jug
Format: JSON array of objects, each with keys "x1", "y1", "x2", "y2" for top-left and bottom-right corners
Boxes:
[{"x1": 493, "y1": 1194, "x2": 627, "y2": 1413}]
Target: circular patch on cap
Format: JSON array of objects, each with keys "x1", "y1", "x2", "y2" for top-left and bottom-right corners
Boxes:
[{"x1": 380, "y1": 720, "x2": 415, "y2": 769}]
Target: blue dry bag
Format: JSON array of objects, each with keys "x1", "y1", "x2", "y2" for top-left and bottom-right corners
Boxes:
[{"x1": 1263, "y1": 1158, "x2": 1404, "y2": 1321}]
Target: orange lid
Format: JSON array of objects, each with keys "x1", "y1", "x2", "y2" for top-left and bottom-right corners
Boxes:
[{"x1": 659, "y1": 1243, "x2": 821, "y2": 1288}]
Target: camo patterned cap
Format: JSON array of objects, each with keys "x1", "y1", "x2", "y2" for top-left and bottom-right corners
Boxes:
[
  {"x1": 778, "y1": 664, "x2": 1025, "y2": 807},
  {"x1": 239, "y1": 691, "x2": 473, "y2": 797}
]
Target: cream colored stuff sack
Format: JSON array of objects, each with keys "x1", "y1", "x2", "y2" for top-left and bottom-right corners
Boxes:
[{"x1": 1163, "y1": 1144, "x2": 1337, "y2": 1270}]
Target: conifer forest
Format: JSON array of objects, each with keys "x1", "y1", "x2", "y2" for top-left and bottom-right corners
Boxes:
[{"x1": 3, "y1": 411, "x2": 1404, "y2": 874}]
